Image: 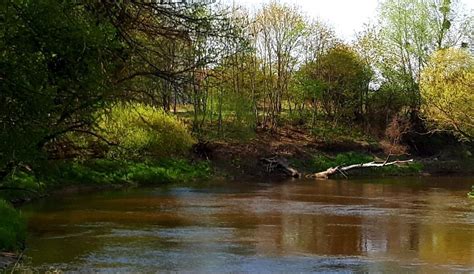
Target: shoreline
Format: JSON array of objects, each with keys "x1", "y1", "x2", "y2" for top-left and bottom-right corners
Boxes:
[
  {"x1": 0, "y1": 252, "x2": 19, "y2": 272},
  {"x1": 1, "y1": 125, "x2": 472, "y2": 269}
]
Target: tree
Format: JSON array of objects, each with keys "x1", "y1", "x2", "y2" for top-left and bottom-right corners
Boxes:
[
  {"x1": 420, "y1": 48, "x2": 474, "y2": 141},
  {"x1": 0, "y1": 0, "x2": 239, "y2": 177},
  {"x1": 255, "y1": 2, "x2": 306, "y2": 127},
  {"x1": 305, "y1": 45, "x2": 372, "y2": 122},
  {"x1": 373, "y1": 0, "x2": 472, "y2": 110},
  {"x1": 0, "y1": 0, "x2": 124, "y2": 177}
]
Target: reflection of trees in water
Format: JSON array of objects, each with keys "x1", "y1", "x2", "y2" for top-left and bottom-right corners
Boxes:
[
  {"x1": 24, "y1": 179, "x2": 474, "y2": 269},
  {"x1": 224, "y1": 181, "x2": 474, "y2": 267}
]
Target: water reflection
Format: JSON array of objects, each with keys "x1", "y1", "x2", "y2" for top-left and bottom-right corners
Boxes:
[{"x1": 21, "y1": 177, "x2": 474, "y2": 272}]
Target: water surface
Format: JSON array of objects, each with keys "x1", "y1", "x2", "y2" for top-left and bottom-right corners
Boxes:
[{"x1": 21, "y1": 177, "x2": 474, "y2": 272}]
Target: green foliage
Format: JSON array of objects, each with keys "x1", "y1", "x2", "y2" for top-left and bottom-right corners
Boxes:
[
  {"x1": 50, "y1": 159, "x2": 210, "y2": 186},
  {"x1": 421, "y1": 48, "x2": 474, "y2": 141},
  {"x1": 368, "y1": 0, "x2": 471, "y2": 112},
  {"x1": 4, "y1": 171, "x2": 41, "y2": 191},
  {"x1": 372, "y1": 162, "x2": 424, "y2": 176},
  {"x1": 3, "y1": 160, "x2": 210, "y2": 191},
  {"x1": 125, "y1": 160, "x2": 211, "y2": 185},
  {"x1": 207, "y1": 92, "x2": 256, "y2": 141},
  {"x1": 97, "y1": 103, "x2": 196, "y2": 159},
  {"x1": 365, "y1": 83, "x2": 413, "y2": 129},
  {"x1": 0, "y1": 0, "x2": 122, "y2": 172},
  {"x1": 0, "y1": 171, "x2": 44, "y2": 202},
  {"x1": 1, "y1": 0, "x2": 470, "y2": 198},
  {"x1": 0, "y1": 199, "x2": 26, "y2": 251},
  {"x1": 469, "y1": 186, "x2": 474, "y2": 198},
  {"x1": 302, "y1": 44, "x2": 372, "y2": 121},
  {"x1": 310, "y1": 120, "x2": 374, "y2": 143},
  {"x1": 201, "y1": 59, "x2": 258, "y2": 141}
]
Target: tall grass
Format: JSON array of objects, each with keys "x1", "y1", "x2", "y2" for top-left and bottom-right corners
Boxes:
[{"x1": 0, "y1": 199, "x2": 26, "y2": 251}]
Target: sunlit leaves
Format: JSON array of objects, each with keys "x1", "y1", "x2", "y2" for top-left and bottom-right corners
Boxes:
[{"x1": 420, "y1": 48, "x2": 474, "y2": 141}]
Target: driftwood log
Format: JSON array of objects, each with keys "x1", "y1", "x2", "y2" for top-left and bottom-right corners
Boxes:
[
  {"x1": 261, "y1": 157, "x2": 301, "y2": 178},
  {"x1": 308, "y1": 159, "x2": 414, "y2": 179}
]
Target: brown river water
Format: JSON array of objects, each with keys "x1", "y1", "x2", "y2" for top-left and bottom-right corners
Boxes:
[{"x1": 19, "y1": 177, "x2": 474, "y2": 272}]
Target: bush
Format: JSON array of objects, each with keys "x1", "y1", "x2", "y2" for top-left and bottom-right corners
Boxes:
[
  {"x1": 40, "y1": 159, "x2": 211, "y2": 186},
  {"x1": 0, "y1": 199, "x2": 26, "y2": 251},
  {"x1": 421, "y1": 48, "x2": 474, "y2": 141},
  {"x1": 98, "y1": 103, "x2": 196, "y2": 159},
  {"x1": 310, "y1": 120, "x2": 373, "y2": 143},
  {"x1": 380, "y1": 115, "x2": 410, "y2": 155},
  {"x1": 0, "y1": 171, "x2": 44, "y2": 202},
  {"x1": 204, "y1": 93, "x2": 256, "y2": 141},
  {"x1": 0, "y1": 159, "x2": 211, "y2": 203}
]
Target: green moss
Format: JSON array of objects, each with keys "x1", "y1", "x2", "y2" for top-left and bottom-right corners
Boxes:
[
  {"x1": 0, "y1": 199, "x2": 26, "y2": 251},
  {"x1": 469, "y1": 186, "x2": 474, "y2": 198}
]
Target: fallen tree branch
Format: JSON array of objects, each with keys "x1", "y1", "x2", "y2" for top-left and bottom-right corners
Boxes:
[
  {"x1": 308, "y1": 159, "x2": 414, "y2": 179},
  {"x1": 261, "y1": 157, "x2": 301, "y2": 178}
]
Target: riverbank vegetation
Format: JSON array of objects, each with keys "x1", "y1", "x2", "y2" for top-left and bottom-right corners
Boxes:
[
  {"x1": 1, "y1": 0, "x2": 473, "y2": 248},
  {"x1": 0, "y1": 199, "x2": 25, "y2": 251}
]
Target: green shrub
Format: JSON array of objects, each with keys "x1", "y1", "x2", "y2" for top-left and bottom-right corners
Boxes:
[
  {"x1": 204, "y1": 93, "x2": 256, "y2": 141},
  {"x1": 42, "y1": 159, "x2": 211, "y2": 186},
  {"x1": 0, "y1": 199, "x2": 26, "y2": 251},
  {"x1": 310, "y1": 120, "x2": 373, "y2": 143},
  {"x1": 123, "y1": 159, "x2": 210, "y2": 185},
  {"x1": 0, "y1": 171, "x2": 44, "y2": 202},
  {"x1": 98, "y1": 103, "x2": 196, "y2": 159}
]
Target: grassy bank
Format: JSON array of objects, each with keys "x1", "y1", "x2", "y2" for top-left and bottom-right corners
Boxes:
[
  {"x1": 0, "y1": 199, "x2": 26, "y2": 252},
  {"x1": 0, "y1": 159, "x2": 211, "y2": 203},
  {"x1": 0, "y1": 158, "x2": 210, "y2": 260}
]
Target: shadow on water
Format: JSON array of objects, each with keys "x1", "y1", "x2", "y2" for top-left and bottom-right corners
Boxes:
[{"x1": 19, "y1": 177, "x2": 474, "y2": 272}]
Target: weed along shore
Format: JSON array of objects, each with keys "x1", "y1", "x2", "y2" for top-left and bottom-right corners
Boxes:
[{"x1": 1, "y1": 0, "x2": 473, "y2": 271}]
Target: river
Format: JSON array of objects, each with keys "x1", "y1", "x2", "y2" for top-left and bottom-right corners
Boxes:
[{"x1": 19, "y1": 177, "x2": 474, "y2": 272}]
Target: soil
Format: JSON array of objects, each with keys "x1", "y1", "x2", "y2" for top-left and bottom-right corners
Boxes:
[
  {"x1": 204, "y1": 125, "x2": 473, "y2": 179},
  {"x1": 207, "y1": 125, "x2": 381, "y2": 180}
]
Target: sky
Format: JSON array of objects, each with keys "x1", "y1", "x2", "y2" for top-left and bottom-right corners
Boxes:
[{"x1": 224, "y1": 0, "x2": 474, "y2": 41}]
